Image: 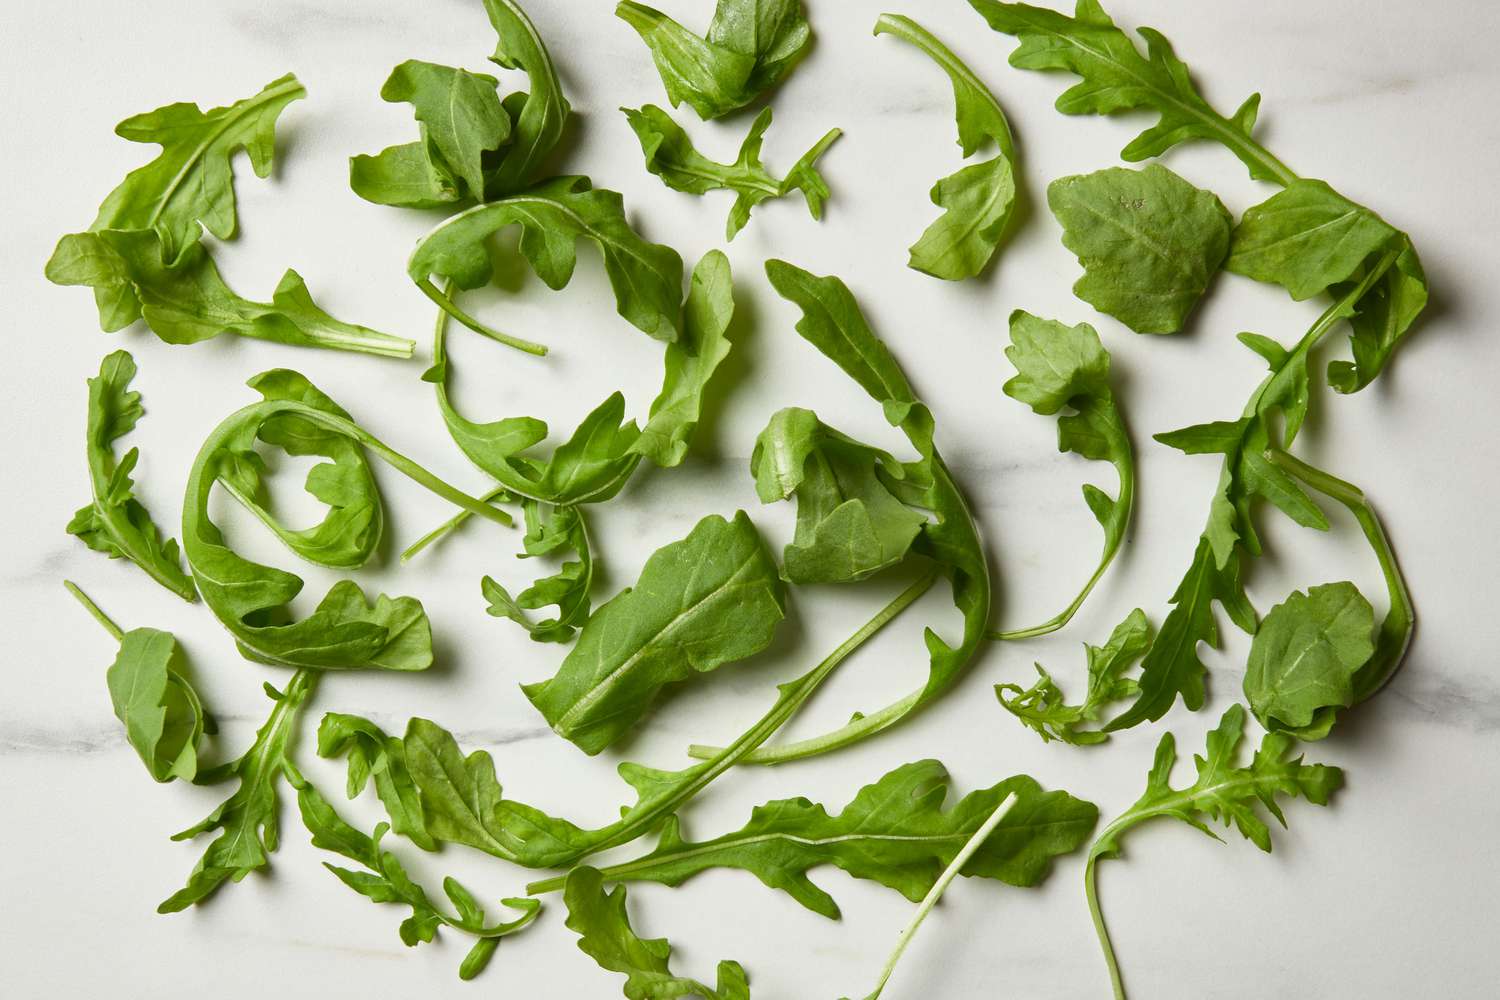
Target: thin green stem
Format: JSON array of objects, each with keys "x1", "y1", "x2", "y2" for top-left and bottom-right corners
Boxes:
[
  {"x1": 1084, "y1": 849, "x2": 1127, "y2": 1000},
  {"x1": 854, "y1": 792, "x2": 1018, "y2": 1000},
  {"x1": 401, "y1": 483, "x2": 515, "y2": 562},
  {"x1": 301, "y1": 325, "x2": 415, "y2": 360},
  {"x1": 65, "y1": 580, "x2": 125, "y2": 641},
  {"x1": 414, "y1": 278, "x2": 548, "y2": 356}
]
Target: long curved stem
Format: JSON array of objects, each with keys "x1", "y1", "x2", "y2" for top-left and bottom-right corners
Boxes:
[
  {"x1": 1084, "y1": 848, "x2": 1127, "y2": 1000},
  {"x1": 414, "y1": 278, "x2": 548, "y2": 356}
]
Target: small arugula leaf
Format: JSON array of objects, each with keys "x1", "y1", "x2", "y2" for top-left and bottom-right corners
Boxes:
[
  {"x1": 483, "y1": 500, "x2": 593, "y2": 644},
  {"x1": 967, "y1": 0, "x2": 1294, "y2": 185},
  {"x1": 998, "y1": 608, "x2": 1150, "y2": 745},
  {"x1": 67, "y1": 350, "x2": 196, "y2": 601},
  {"x1": 159, "y1": 670, "x2": 316, "y2": 912},
  {"x1": 874, "y1": 14, "x2": 1018, "y2": 281},
  {"x1": 1047, "y1": 164, "x2": 1231, "y2": 333},
  {"x1": 623, "y1": 104, "x2": 841, "y2": 240},
  {"x1": 482, "y1": 0, "x2": 571, "y2": 193},
  {"x1": 1086, "y1": 704, "x2": 1343, "y2": 996},
  {"x1": 1244, "y1": 582, "x2": 1375, "y2": 740},
  {"x1": 555, "y1": 760, "x2": 1096, "y2": 919},
  {"x1": 46, "y1": 230, "x2": 414, "y2": 358},
  {"x1": 616, "y1": 0, "x2": 810, "y2": 121},
  {"x1": 751, "y1": 407, "x2": 925, "y2": 585},
  {"x1": 66, "y1": 581, "x2": 211, "y2": 782},
  {"x1": 408, "y1": 175, "x2": 684, "y2": 347},
  {"x1": 87, "y1": 73, "x2": 305, "y2": 259},
  {"x1": 564, "y1": 867, "x2": 752, "y2": 1000},
  {"x1": 317, "y1": 713, "x2": 435, "y2": 851},
  {"x1": 992, "y1": 311, "x2": 1133, "y2": 637},
  {"x1": 376, "y1": 61, "x2": 511, "y2": 201},
  {"x1": 289, "y1": 771, "x2": 540, "y2": 980},
  {"x1": 523, "y1": 511, "x2": 786, "y2": 754},
  {"x1": 349, "y1": 140, "x2": 462, "y2": 209}
]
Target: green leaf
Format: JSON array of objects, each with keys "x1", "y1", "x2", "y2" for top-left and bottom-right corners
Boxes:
[
  {"x1": 159, "y1": 670, "x2": 316, "y2": 912},
  {"x1": 290, "y1": 774, "x2": 540, "y2": 979},
  {"x1": 967, "y1": 0, "x2": 1290, "y2": 184},
  {"x1": 482, "y1": 0, "x2": 572, "y2": 193},
  {"x1": 569, "y1": 760, "x2": 1096, "y2": 918},
  {"x1": 523, "y1": 511, "x2": 786, "y2": 754},
  {"x1": 750, "y1": 407, "x2": 925, "y2": 585},
  {"x1": 616, "y1": 0, "x2": 810, "y2": 120},
  {"x1": 997, "y1": 312, "x2": 1133, "y2": 635},
  {"x1": 998, "y1": 608, "x2": 1150, "y2": 745},
  {"x1": 66, "y1": 350, "x2": 196, "y2": 600},
  {"x1": 1327, "y1": 242, "x2": 1428, "y2": 394},
  {"x1": 1047, "y1": 164, "x2": 1231, "y2": 333},
  {"x1": 107, "y1": 627, "x2": 212, "y2": 783},
  {"x1": 46, "y1": 230, "x2": 414, "y2": 358},
  {"x1": 377, "y1": 61, "x2": 511, "y2": 200},
  {"x1": 409, "y1": 175, "x2": 684, "y2": 343},
  {"x1": 874, "y1": 14, "x2": 1018, "y2": 281},
  {"x1": 88, "y1": 73, "x2": 304, "y2": 259},
  {"x1": 483, "y1": 500, "x2": 593, "y2": 644},
  {"x1": 316, "y1": 713, "x2": 436, "y2": 851},
  {"x1": 622, "y1": 104, "x2": 840, "y2": 240},
  {"x1": 1226, "y1": 179, "x2": 1397, "y2": 300},
  {"x1": 564, "y1": 867, "x2": 752, "y2": 1000},
  {"x1": 349, "y1": 140, "x2": 462, "y2": 209},
  {"x1": 1244, "y1": 582, "x2": 1375, "y2": 740}
]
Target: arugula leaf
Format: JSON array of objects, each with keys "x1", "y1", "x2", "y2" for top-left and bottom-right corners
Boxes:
[
  {"x1": 375, "y1": 61, "x2": 511, "y2": 201},
  {"x1": 86, "y1": 73, "x2": 305, "y2": 259},
  {"x1": 349, "y1": 138, "x2": 462, "y2": 210},
  {"x1": 1085, "y1": 704, "x2": 1343, "y2": 997},
  {"x1": 289, "y1": 771, "x2": 540, "y2": 980},
  {"x1": 967, "y1": 0, "x2": 1294, "y2": 184},
  {"x1": 1244, "y1": 582, "x2": 1375, "y2": 741},
  {"x1": 539, "y1": 760, "x2": 1096, "y2": 919},
  {"x1": 183, "y1": 369, "x2": 511, "y2": 672},
  {"x1": 408, "y1": 175, "x2": 684, "y2": 350},
  {"x1": 991, "y1": 311, "x2": 1133, "y2": 638},
  {"x1": 317, "y1": 713, "x2": 435, "y2": 851},
  {"x1": 564, "y1": 867, "x2": 752, "y2": 1000},
  {"x1": 482, "y1": 0, "x2": 572, "y2": 193},
  {"x1": 623, "y1": 104, "x2": 840, "y2": 240},
  {"x1": 159, "y1": 669, "x2": 316, "y2": 912},
  {"x1": 483, "y1": 500, "x2": 594, "y2": 644},
  {"x1": 1047, "y1": 165, "x2": 1231, "y2": 333},
  {"x1": 523, "y1": 511, "x2": 786, "y2": 754},
  {"x1": 998, "y1": 608, "x2": 1150, "y2": 745},
  {"x1": 874, "y1": 14, "x2": 1017, "y2": 281},
  {"x1": 751, "y1": 407, "x2": 925, "y2": 584},
  {"x1": 65, "y1": 581, "x2": 212, "y2": 782},
  {"x1": 616, "y1": 0, "x2": 810, "y2": 120},
  {"x1": 66, "y1": 350, "x2": 196, "y2": 601}
]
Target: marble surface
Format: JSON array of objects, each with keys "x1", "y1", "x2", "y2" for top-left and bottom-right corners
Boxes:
[{"x1": 2, "y1": 1, "x2": 1497, "y2": 996}]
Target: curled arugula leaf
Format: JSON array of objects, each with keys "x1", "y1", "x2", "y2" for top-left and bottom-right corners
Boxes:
[
  {"x1": 529, "y1": 760, "x2": 1096, "y2": 919},
  {"x1": 317, "y1": 713, "x2": 435, "y2": 851},
  {"x1": 65, "y1": 581, "x2": 212, "y2": 782},
  {"x1": 365, "y1": 61, "x2": 510, "y2": 204},
  {"x1": 998, "y1": 608, "x2": 1151, "y2": 745},
  {"x1": 874, "y1": 14, "x2": 1018, "y2": 281},
  {"x1": 564, "y1": 867, "x2": 752, "y2": 1000},
  {"x1": 1047, "y1": 165, "x2": 1231, "y2": 333},
  {"x1": 183, "y1": 370, "x2": 511, "y2": 672},
  {"x1": 524, "y1": 511, "x2": 787, "y2": 754},
  {"x1": 408, "y1": 175, "x2": 684, "y2": 353},
  {"x1": 991, "y1": 311, "x2": 1133, "y2": 638},
  {"x1": 160, "y1": 669, "x2": 316, "y2": 912},
  {"x1": 623, "y1": 104, "x2": 840, "y2": 240},
  {"x1": 483, "y1": 500, "x2": 594, "y2": 644},
  {"x1": 289, "y1": 770, "x2": 539, "y2": 980},
  {"x1": 67, "y1": 350, "x2": 195, "y2": 601},
  {"x1": 1085, "y1": 704, "x2": 1343, "y2": 998},
  {"x1": 617, "y1": 0, "x2": 810, "y2": 120},
  {"x1": 483, "y1": 0, "x2": 572, "y2": 192}
]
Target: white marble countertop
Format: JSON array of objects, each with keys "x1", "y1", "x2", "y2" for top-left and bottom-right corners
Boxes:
[{"x1": 3, "y1": 1, "x2": 1497, "y2": 996}]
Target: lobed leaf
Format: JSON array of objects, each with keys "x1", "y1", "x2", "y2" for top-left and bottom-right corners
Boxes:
[{"x1": 998, "y1": 609, "x2": 1151, "y2": 744}]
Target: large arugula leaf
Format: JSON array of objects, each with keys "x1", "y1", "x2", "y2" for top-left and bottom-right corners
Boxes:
[
  {"x1": 408, "y1": 175, "x2": 684, "y2": 349},
  {"x1": 1243, "y1": 581, "x2": 1375, "y2": 741},
  {"x1": 159, "y1": 670, "x2": 316, "y2": 911},
  {"x1": 998, "y1": 608, "x2": 1151, "y2": 745},
  {"x1": 66, "y1": 350, "x2": 196, "y2": 601},
  {"x1": 46, "y1": 230, "x2": 413, "y2": 358},
  {"x1": 541, "y1": 761, "x2": 1096, "y2": 919},
  {"x1": 992, "y1": 311, "x2": 1133, "y2": 638},
  {"x1": 616, "y1": 0, "x2": 810, "y2": 120},
  {"x1": 523, "y1": 511, "x2": 787, "y2": 755},
  {"x1": 66, "y1": 581, "x2": 211, "y2": 783},
  {"x1": 1047, "y1": 164, "x2": 1231, "y2": 333},
  {"x1": 622, "y1": 104, "x2": 840, "y2": 240},
  {"x1": 564, "y1": 867, "x2": 752, "y2": 1000},
  {"x1": 874, "y1": 14, "x2": 1017, "y2": 280},
  {"x1": 1085, "y1": 704, "x2": 1343, "y2": 996},
  {"x1": 289, "y1": 771, "x2": 539, "y2": 980}
]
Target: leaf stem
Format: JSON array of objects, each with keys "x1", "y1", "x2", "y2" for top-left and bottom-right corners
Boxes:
[
  {"x1": 1084, "y1": 848, "x2": 1127, "y2": 1000},
  {"x1": 402, "y1": 484, "x2": 515, "y2": 562},
  {"x1": 854, "y1": 791, "x2": 1018, "y2": 1000},
  {"x1": 414, "y1": 278, "x2": 548, "y2": 356},
  {"x1": 64, "y1": 580, "x2": 125, "y2": 641}
]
